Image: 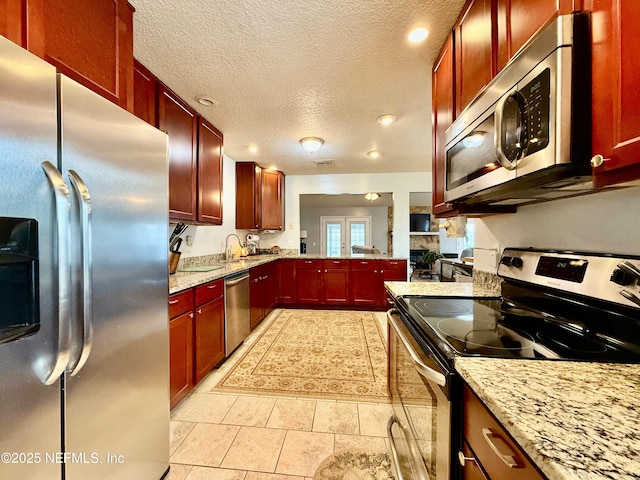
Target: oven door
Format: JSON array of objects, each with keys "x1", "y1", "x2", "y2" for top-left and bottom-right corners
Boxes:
[{"x1": 387, "y1": 309, "x2": 453, "y2": 480}]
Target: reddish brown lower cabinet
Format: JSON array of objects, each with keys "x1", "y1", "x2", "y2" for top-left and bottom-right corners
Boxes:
[
  {"x1": 278, "y1": 259, "x2": 296, "y2": 305},
  {"x1": 380, "y1": 260, "x2": 408, "y2": 308},
  {"x1": 322, "y1": 259, "x2": 350, "y2": 305},
  {"x1": 463, "y1": 383, "x2": 547, "y2": 480},
  {"x1": 350, "y1": 260, "x2": 381, "y2": 308},
  {"x1": 460, "y1": 440, "x2": 489, "y2": 480},
  {"x1": 296, "y1": 259, "x2": 323, "y2": 304},
  {"x1": 250, "y1": 263, "x2": 278, "y2": 329},
  {"x1": 169, "y1": 288, "x2": 195, "y2": 409},
  {"x1": 193, "y1": 280, "x2": 225, "y2": 382}
]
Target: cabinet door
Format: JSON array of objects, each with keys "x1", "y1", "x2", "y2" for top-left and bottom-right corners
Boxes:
[
  {"x1": 158, "y1": 84, "x2": 197, "y2": 221},
  {"x1": 197, "y1": 119, "x2": 224, "y2": 224},
  {"x1": 278, "y1": 259, "x2": 296, "y2": 305},
  {"x1": 296, "y1": 261, "x2": 323, "y2": 304},
  {"x1": 0, "y1": 1, "x2": 23, "y2": 45},
  {"x1": 496, "y1": 0, "x2": 577, "y2": 71},
  {"x1": 261, "y1": 169, "x2": 284, "y2": 230},
  {"x1": 590, "y1": 0, "x2": 640, "y2": 186},
  {"x1": 432, "y1": 34, "x2": 457, "y2": 216},
  {"x1": 169, "y1": 310, "x2": 193, "y2": 409},
  {"x1": 350, "y1": 261, "x2": 381, "y2": 307},
  {"x1": 323, "y1": 260, "x2": 350, "y2": 305},
  {"x1": 263, "y1": 263, "x2": 279, "y2": 314},
  {"x1": 250, "y1": 267, "x2": 266, "y2": 329},
  {"x1": 455, "y1": 0, "x2": 495, "y2": 116},
  {"x1": 236, "y1": 162, "x2": 261, "y2": 229},
  {"x1": 460, "y1": 440, "x2": 489, "y2": 480},
  {"x1": 133, "y1": 60, "x2": 157, "y2": 125},
  {"x1": 11, "y1": 0, "x2": 134, "y2": 111},
  {"x1": 194, "y1": 296, "x2": 225, "y2": 383}
]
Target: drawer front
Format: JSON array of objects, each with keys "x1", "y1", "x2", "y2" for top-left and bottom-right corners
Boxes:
[
  {"x1": 323, "y1": 259, "x2": 350, "y2": 269},
  {"x1": 169, "y1": 288, "x2": 194, "y2": 319},
  {"x1": 382, "y1": 259, "x2": 407, "y2": 270},
  {"x1": 195, "y1": 279, "x2": 224, "y2": 306},
  {"x1": 463, "y1": 384, "x2": 546, "y2": 480},
  {"x1": 351, "y1": 259, "x2": 380, "y2": 269},
  {"x1": 297, "y1": 259, "x2": 323, "y2": 269}
]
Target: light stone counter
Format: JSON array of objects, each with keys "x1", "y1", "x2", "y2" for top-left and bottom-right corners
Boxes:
[
  {"x1": 384, "y1": 281, "x2": 500, "y2": 298},
  {"x1": 455, "y1": 358, "x2": 640, "y2": 480},
  {"x1": 170, "y1": 254, "x2": 407, "y2": 294}
]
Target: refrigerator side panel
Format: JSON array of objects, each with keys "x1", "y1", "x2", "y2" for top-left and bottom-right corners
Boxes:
[
  {"x1": 0, "y1": 37, "x2": 63, "y2": 479},
  {"x1": 59, "y1": 75, "x2": 170, "y2": 480}
]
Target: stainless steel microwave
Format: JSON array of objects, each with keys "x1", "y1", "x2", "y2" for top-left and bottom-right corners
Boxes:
[{"x1": 444, "y1": 13, "x2": 593, "y2": 207}]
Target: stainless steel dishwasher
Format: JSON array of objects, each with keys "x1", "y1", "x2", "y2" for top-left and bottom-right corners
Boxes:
[{"x1": 224, "y1": 272, "x2": 251, "y2": 356}]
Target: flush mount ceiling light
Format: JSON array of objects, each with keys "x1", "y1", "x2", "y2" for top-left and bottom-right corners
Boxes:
[
  {"x1": 367, "y1": 150, "x2": 380, "y2": 159},
  {"x1": 247, "y1": 145, "x2": 258, "y2": 153},
  {"x1": 376, "y1": 114, "x2": 397, "y2": 126},
  {"x1": 195, "y1": 95, "x2": 218, "y2": 106},
  {"x1": 408, "y1": 27, "x2": 429, "y2": 43},
  {"x1": 300, "y1": 137, "x2": 324, "y2": 153},
  {"x1": 365, "y1": 192, "x2": 380, "y2": 202}
]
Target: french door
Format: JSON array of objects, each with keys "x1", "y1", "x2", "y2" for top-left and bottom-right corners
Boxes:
[{"x1": 320, "y1": 216, "x2": 371, "y2": 256}]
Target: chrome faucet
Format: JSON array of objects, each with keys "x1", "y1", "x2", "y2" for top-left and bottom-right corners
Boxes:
[{"x1": 225, "y1": 233, "x2": 243, "y2": 260}]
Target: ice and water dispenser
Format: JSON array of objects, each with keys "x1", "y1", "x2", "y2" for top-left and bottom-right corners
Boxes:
[{"x1": 0, "y1": 217, "x2": 39, "y2": 344}]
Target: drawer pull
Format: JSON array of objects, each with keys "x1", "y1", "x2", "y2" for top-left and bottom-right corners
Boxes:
[
  {"x1": 169, "y1": 299, "x2": 179, "y2": 305},
  {"x1": 458, "y1": 451, "x2": 477, "y2": 467},
  {"x1": 207, "y1": 285, "x2": 217, "y2": 289},
  {"x1": 482, "y1": 428, "x2": 518, "y2": 468}
]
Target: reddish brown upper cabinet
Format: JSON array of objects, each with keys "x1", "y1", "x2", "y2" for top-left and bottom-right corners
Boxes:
[
  {"x1": 432, "y1": 33, "x2": 457, "y2": 217},
  {"x1": 158, "y1": 84, "x2": 198, "y2": 221},
  {"x1": 1, "y1": 0, "x2": 135, "y2": 111},
  {"x1": 589, "y1": 0, "x2": 640, "y2": 187},
  {"x1": 197, "y1": 119, "x2": 224, "y2": 224},
  {"x1": 496, "y1": 0, "x2": 579, "y2": 72},
  {"x1": 236, "y1": 162, "x2": 285, "y2": 230},
  {"x1": 133, "y1": 60, "x2": 157, "y2": 125},
  {"x1": 455, "y1": 0, "x2": 496, "y2": 116}
]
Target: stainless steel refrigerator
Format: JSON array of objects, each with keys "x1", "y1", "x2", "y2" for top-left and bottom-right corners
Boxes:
[{"x1": 0, "y1": 36, "x2": 170, "y2": 479}]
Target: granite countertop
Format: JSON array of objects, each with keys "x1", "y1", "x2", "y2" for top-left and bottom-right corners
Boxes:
[
  {"x1": 170, "y1": 254, "x2": 408, "y2": 294},
  {"x1": 384, "y1": 281, "x2": 500, "y2": 298},
  {"x1": 455, "y1": 358, "x2": 640, "y2": 480}
]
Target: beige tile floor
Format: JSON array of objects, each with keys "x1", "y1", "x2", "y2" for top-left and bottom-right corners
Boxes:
[{"x1": 167, "y1": 310, "x2": 393, "y2": 480}]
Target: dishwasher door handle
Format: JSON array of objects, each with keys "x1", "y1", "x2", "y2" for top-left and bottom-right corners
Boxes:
[{"x1": 226, "y1": 274, "x2": 250, "y2": 287}]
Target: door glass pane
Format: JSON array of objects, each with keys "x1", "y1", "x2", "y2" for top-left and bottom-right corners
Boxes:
[
  {"x1": 326, "y1": 223, "x2": 342, "y2": 256},
  {"x1": 350, "y1": 223, "x2": 366, "y2": 248}
]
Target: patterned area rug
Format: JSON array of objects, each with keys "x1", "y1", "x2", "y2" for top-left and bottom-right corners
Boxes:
[
  {"x1": 211, "y1": 309, "x2": 389, "y2": 402},
  {"x1": 313, "y1": 449, "x2": 395, "y2": 480}
]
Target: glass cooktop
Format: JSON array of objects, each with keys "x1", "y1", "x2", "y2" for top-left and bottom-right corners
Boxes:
[{"x1": 397, "y1": 296, "x2": 640, "y2": 364}]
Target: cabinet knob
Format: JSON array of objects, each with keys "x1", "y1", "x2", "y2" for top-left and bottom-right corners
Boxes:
[
  {"x1": 189, "y1": 313, "x2": 194, "y2": 318},
  {"x1": 458, "y1": 451, "x2": 477, "y2": 467},
  {"x1": 197, "y1": 308, "x2": 202, "y2": 314},
  {"x1": 590, "y1": 154, "x2": 605, "y2": 168}
]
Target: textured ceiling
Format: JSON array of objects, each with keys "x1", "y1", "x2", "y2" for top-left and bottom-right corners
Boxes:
[{"x1": 131, "y1": 0, "x2": 466, "y2": 175}]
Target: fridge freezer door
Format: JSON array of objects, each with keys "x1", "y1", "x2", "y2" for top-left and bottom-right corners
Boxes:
[
  {"x1": 58, "y1": 75, "x2": 170, "y2": 480},
  {"x1": 0, "y1": 37, "x2": 64, "y2": 479}
]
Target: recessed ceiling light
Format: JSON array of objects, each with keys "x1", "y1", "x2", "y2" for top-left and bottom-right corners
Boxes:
[
  {"x1": 408, "y1": 28, "x2": 429, "y2": 44},
  {"x1": 195, "y1": 95, "x2": 218, "y2": 106},
  {"x1": 367, "y1": 150, "x2": 380, "y2": 159},
  {"x1": 300, "y1": 137, "x2": 324, "y2": 153},
  {"x1": 377, "y1": 114, "x2": 397, "y2": 126},
  {"x1": 247, "y1": 145, "x2": 258, "y2": 153}
]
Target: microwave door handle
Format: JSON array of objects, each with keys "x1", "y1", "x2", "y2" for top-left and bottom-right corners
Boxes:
[
  {"x1": 386, "y1": 309, "x2": 447, "y2": 387},
  {"x1": 67, "y1": 170, "x2": 94, "y2": 375},
  {"x1": 41, "y1": 161, "x2": 72, "y2": 385},
  {"x1": 494, "y1": 89, "x2": 519, "y2": 170}
]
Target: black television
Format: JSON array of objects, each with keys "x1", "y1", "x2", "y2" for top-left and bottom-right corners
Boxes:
[{"x1": 410, "y1": 213, "x2": 431, "y2": 232}]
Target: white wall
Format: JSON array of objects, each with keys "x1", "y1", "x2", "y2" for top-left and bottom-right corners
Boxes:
[
  {"x1": 280, "y1": 172, "x2": 432, "y2": 258},
  {"x1": 472, "y1": 186, "x2": 640, "y2": 272}
]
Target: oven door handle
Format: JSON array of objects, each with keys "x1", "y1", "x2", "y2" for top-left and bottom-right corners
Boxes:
[{"x1": 387, "y1": 309, "x2": 447, "y2": 387}]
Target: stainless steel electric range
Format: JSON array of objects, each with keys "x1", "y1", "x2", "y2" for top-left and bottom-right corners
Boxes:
[{"x1": 387, "y1": 248, "x2": 640, "y2": 480}]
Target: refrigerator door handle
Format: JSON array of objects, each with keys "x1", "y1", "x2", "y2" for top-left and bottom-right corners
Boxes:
[
  {"x1": 41, "y1": 161, "x2": 72, "y2": 385},
  {"x1": 67, "y1": 170, "x2": 93, "y2": 375}
]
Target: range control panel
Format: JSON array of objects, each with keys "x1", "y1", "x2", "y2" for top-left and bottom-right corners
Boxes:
[{"x1": 498, "y1": 248, "x2": 640, "y2": 308}]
